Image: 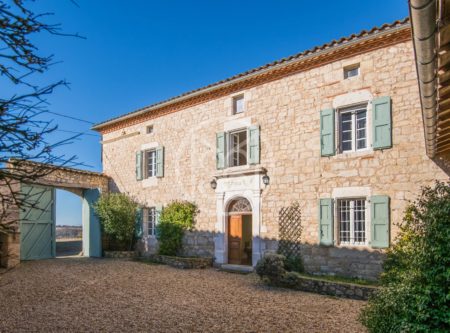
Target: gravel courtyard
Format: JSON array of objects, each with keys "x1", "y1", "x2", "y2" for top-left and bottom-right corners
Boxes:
[{"x1": 0, "y1": 259, "x2": 366, "y2": 332}]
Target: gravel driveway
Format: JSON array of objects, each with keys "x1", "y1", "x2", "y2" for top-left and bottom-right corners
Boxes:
[{"x1": 0, "y1": 259, "x2": 366, "y2": 332}]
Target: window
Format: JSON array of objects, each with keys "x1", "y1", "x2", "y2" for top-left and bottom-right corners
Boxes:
[
  {"x1": 233, "y1": 95, "x2": 244, "y2": 114},
  {"x1": 338, "y1": 104, "x2": 367, "y2": 152},
  {"x1": 147, "y1": 207, "x2": 156, "y2": 236},
  {"x1": 228, "y1": 129, "x2": 247, "y2": 167},
  {"x1": 338, "y1": 198, "x2": 366, "y2": 245},
  {"x1": 146, "y1": 125, "x2": 153, "y2": 134},
  {"x1": 145, "y1": 149, "x2": 157, "y2": 178},
  {"x1": 344, "y1": 64, "x2": 360, "y2": 79}
]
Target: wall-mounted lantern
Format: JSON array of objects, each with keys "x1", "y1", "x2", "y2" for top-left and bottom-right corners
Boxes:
[
  {"x1": 262, "y1": 174, "x2": 270, "y2": 186},
  {"x1": 210, "y1": 178, "x2": 217, "y2": 190}
]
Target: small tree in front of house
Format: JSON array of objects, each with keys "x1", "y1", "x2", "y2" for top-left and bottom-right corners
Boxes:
[
  {"x1": 94, "y1": 193, "x2": 138, "y2": 251},
  {"x1": 156, "y1": 201, "x2": 197, "y2": 256},
  {"x1": 360, "y1": 181, "x2": 450, "y2": 332}
]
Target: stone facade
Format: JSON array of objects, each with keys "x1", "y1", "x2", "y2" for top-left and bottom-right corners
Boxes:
[{"x1": 100, "y1": 37, "x2": 449, "y2": 279}]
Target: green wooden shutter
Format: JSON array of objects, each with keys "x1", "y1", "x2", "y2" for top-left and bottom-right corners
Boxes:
[
  {"x1": 248, "y1": 125, "x2": 260, "y2": 165},
  {"x1": 216, "y1": 132, "x2": 226, "y2": 169},
  {"x1": 370, "y1": 196, "x2": 390, "y2": 248},
  {"x1": 156, "y1": 146, "x2": 164, "y2": 177},
  {"x1": 135, "y1": 208, "x2": 143, "y2": 238},
  {"x1": 320, "y1": 109, "x2": 335, "y2": 156},
  {"x1": 136, "y1": 151, "x2": 143, "y2": 181},
  {"x1": 318, "y1": 198, "x2": 334, "y2": 245},
  {"x1": 155, "y1": 204, "x2": 163, "y2": 223},
  {"x1": 372, "y1": 96, "x2": 392, "y2": 149}
]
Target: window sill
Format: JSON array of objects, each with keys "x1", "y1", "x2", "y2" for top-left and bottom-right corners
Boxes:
[
  {"x1": 335, "y1": 149, "x2": 374, "y2": 159},
  {"x1": 142, "y1": 177, "x2": 158, "y2": 188},
  {"x1": 214, "y1": 165, "x2": 266, "y2": 179},
  {"x1": 333, "y1": 243, "x2": 379, "y2": 251}
]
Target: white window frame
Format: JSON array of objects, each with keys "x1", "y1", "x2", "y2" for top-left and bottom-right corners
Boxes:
[
  {"x1": 227, "y1": 128, "x2": 248, "y2": 168},
  {"x1": 145, "y1": 149, "x2": 157, "y2": 178},
  {"x1": 146, "y1": 207, "x2": 157, "y2": 236},
  {"x1": 232, "y1": 95, "x2": 245, "y2": 115},
  {"x1": 337, "y1": 103, "x2": 369, "y2": 154},
  {"x1": 336, "y1": 197, "x2": 369, "y2": 246}
]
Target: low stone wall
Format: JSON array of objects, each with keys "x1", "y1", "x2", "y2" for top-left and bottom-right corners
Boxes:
[
  {"x1": 280, "y1": 272, "x2": 378, "y2": 300},
  {"x1": 104, "y1": 251, "x2": 137, "y2": 259},
  {"x1": 181, "y1": 231, "x2": 215, "y2": 258},
  {"x1": 300, "y1": 244, "x2": 385, "y2": 281},
  {"x1": 149, "y1": 255, "x2": 213, "y2": 269}
]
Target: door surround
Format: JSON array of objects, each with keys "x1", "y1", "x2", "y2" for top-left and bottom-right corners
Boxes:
[{"x1": 213, "y1": 172, "x2": 265, "y2": 266}]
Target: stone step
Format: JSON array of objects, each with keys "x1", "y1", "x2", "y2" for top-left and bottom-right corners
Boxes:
[{"x1": 220, "y1": 264, "x2": 254, "y2": 274}]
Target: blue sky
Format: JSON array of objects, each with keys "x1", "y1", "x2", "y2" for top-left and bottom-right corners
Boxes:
[{"x1": 24, "y1": 0, "x2": 408, "y2": 225}]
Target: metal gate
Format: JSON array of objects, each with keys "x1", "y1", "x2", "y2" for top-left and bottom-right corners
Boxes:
[{"x1": 20, "y1": 184, "x2": 55, "y2": 260}]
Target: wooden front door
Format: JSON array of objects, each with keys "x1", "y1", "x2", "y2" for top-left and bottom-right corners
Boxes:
[{"x1": 228, "y1": 215, "x2": 242, "y2": 265}]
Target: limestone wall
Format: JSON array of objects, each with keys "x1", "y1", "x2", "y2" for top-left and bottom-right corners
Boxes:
[{"x1": 102, "y1": 40, "x2": 449, "y2": 278}]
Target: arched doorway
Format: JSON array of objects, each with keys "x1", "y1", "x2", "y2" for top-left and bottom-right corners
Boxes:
[{"x1": 227, "y1": 197, "x2": 252, "y2": 266}]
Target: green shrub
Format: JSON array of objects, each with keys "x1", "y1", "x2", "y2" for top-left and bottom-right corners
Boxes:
[
  {"x1": 283, "y1": 255, "x2": 304, "y2": 273},
  {"x1": 156, "y1": 201, "x2": 197, "y2": 256},
  {"x1": 255, "y1": 253, "x2": 286, "y2": 284},
  {"x1": 94, "y1": 193, "x2": 138, "y2": 251},
  {"x1": 280, "y1": 271, "x2": 302, "y2": 288},
  {"x1": 360, "y1": 181, "x2": 450, "y2": 332}
]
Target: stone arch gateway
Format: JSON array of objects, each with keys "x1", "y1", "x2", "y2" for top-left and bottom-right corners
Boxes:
[{"x1": 1, "y1": 161, "x2": 109, "y2": 268}]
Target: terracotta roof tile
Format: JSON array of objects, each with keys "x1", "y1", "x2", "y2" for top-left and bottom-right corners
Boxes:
[{"x1": 93, "y1": 18, "x2": 410, "y2": 130}]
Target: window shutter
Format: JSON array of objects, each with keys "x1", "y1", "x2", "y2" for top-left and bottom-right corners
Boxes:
[
  {"x1": 318, "y1": 198, "x2": 334, "y2": 245},
  {"x1": 370, "y1": 195, "x2": 390, "y2": 248},
  {"x1": 248, "y1": 125, "x2": 260, "y2": 165},
  {"x1": 216, "y1": 132, "x2": 226, "y2": 170},
  {"x1": 372, "y1": 96, "x2": 392, "y2": 149},
  {"x1": 136, "y1": 151, "x2": 143, "y2": 181},
  {"x1": 155, "y1": 204, "x2": 163, "y2": 224},
  {"x1": 320, "y1": 109, "x2": 335, "y2": 156},
  {"x1": 156, "y1": 146, "x2": 164, "y2": 177},
  {"x1": 135, "y1": 208, "x2": 143, "y2": 238}
]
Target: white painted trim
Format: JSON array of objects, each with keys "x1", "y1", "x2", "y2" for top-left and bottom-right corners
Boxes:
[
  {"x1": 141, "y1": 141, "x2": 159, "y2": 151},
  {"x1": 332, "y1": 90, "x2": 373, "y2": 109},
  {"x1": 224, "y1": 116, "x2": 252, "y2": 132},
  {"x1": 214, "y1": 174, "x2": 263, "y2": 266},
  {"x1": 332, "y1": 186, "x2": 372, "y2": 248},
  {"x1": 332, "y1": 186, "x2": 371, "y2": 198},
  {"x1": 142, "y1": 177, "x2": 157, "y2": 188}
]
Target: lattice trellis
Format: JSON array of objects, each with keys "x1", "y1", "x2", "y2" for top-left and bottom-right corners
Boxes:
[{"x1": 278, "y1": 202, "x2": 303, "y2": 259}]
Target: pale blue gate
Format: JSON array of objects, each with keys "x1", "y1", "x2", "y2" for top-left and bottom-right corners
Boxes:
[{"x1": 20, "y1": 184, "x2": 55, "y2": 260}]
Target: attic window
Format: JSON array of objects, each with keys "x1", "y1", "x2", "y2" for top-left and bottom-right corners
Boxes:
[
  {"x1": 344, "y1": 64, "x2": 360, "y2": 79},
  {"x1": 146, "y1": 125, "x2": 154, "y2": 134},
  {"x1": 233, "y1": 95, "x2": 244, "y2": 114}
]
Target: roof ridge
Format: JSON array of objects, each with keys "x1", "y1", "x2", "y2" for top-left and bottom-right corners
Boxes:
[{"x1": 93, "y1": 17, "x2": 410, "y2": 131}]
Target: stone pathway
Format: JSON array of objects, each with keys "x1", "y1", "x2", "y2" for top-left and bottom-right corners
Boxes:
[{"x1": 0, "y1": 258, "x2": 366, "y2": 332}]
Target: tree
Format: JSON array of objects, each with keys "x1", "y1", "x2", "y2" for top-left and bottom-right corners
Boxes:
[
  {"x1": 360, "y1": 181, "x2": 450, "y2": 332},
  {"x1": 0, "y1": 0, "x2": 82, "y2": 233}
]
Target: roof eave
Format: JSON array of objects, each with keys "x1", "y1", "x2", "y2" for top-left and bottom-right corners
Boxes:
[{"x1": 92, "y1": 20, "x2": 411, "y2": 132}]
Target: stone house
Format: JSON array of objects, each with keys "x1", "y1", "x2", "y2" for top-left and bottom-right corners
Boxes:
[{"x1": 92, "y1": 18, "x2": 449, "y2": 280}]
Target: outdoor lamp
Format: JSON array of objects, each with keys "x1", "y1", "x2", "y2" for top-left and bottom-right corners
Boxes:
[
  {"x1": 262, "y1": 174, "x2": 270, "y2": 186},
  {"x1": 210, "y1": 178, "x2": 217, "y2": 190}
]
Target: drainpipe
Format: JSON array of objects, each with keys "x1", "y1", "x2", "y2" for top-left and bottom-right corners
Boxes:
[{"x1": 409, "y1": 0, "x2": 438, "y2": 158}]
